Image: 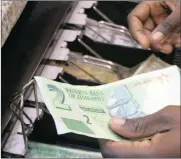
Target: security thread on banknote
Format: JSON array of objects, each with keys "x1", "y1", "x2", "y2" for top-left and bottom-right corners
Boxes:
[{"x1": 34, "y1": 66, "x2": 180, "y2": 142}]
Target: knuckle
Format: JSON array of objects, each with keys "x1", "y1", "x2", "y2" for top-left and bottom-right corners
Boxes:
[
  {"x1": 126, "y1": 118, "x2": 144, "y2": 138},
  {"x1": 163, "y1": 19, "x2": 174, "y2": 29},
  {"x1": 130, "y1": 119, "x2": 141, "y2": 132},
  {"x1": 155, "y1": 113, "x2": 169, "y2": 128},
  {"x1": 155, "y1": 108, "x2": 174, "y2": 129},
  {"x1": 160, "y1": 19, "x2": 174, "y2": 33}
]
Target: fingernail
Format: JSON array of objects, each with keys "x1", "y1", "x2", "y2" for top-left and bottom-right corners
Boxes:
[
  {"x1": 110, "y1": 118, "x2": 125, "y2": 126},
  {"x1": 160, "y1": 44, "x2": 173, "y2": 54},
  {"x1": 160, "y1": 49, "x2": 170, "y2": 54},
  {"x1": 160, "y1": 49, "x2": 172, "y2": 54},
  {"x1": 152, "y1": 32, "x2": 164, "y2": 41}
]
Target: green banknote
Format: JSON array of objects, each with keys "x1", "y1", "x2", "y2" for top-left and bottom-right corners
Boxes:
[
  {"x1": 34, "y1": 66, "x2": 180, "y2": 141},
  {"x1": 27, "y1": 141, "x2": 102, "y2": 158}
]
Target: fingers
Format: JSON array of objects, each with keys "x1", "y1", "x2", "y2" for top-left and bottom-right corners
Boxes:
[
  {"x1": 99, "y1": 106, "x2": 180, "y2": 157},
  {"x1": 128, "y1": 1, "x2": 180, "y2": 53},
  {"x1": 159, "y1": 43, "x2": 173, "y2": 54},
  {"x1": 109, "y1": 107, "x2": 174, "y2": 139},
  {"x1": 128, "y1": 2, "x2": 152, "y2": 49},
  {"x1": 143, "y1": 17, "x2": 155, "y2": 31},
  {"x1": 99, "y1": 131, "x2": 180, "y2": 158},
  {"x1": 99, "y1": 138, "x2": 152, "y2": 158},
  {"x1": 165, "y1": 1, "x2": 178, "y2": 11},
  {"x1": 152, "y1": 2, "x2": 181, "y2": 43},
  {"x1": 151, "y1": 42, "x2": 173, "y2": 54},
  {"x1": 151, "y1": 27, "x2": 180, "y2": 53}
]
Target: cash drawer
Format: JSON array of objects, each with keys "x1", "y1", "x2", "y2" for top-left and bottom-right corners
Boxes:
[{"x1": 1, "y1": 1, "x2": 179, "y2": 158}]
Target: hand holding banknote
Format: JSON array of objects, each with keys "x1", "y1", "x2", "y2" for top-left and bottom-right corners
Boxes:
[
  {"x1": 35, "y1": 66, "x2": 180, "y2": 142},
  {"x1": 35, "y1": 66, "x2": 180, "y2": 157},
  {"x1": 99, "y1": 106, "x2": 181, "y2": 158}
]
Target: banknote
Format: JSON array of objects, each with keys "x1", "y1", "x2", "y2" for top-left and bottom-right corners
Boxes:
[
  {"x1": 85, "y1": 18, "x2": 141, "y2": 48},
  {"x1": 133, "y1": 54, "x2": 171, "y2": 75},
  {"x1": 26, "y1": 141, "x2": 102, "y2": 158},
  {"x1": 34, "y1": 66, "x2": 180, "y2": 141}
]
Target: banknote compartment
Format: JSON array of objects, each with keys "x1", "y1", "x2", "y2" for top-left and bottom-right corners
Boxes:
[
  {"x1": 48, "y1": 52, "x2": 130, "y2": 84},
  {"x1": 57, "y1": 72, "x2": 103, "y2": 86},
  {"x1": 42, "y1": 58, "x2": 104, "y2": 85},
  {"x1": 84, "y1": 1, "x2": 138, "y2": 27},
  {"x1": 67, "y1": 35, "x2": 175, "y2": 68}
]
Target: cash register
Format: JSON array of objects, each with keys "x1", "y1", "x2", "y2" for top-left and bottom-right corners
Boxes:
[{"x1": 1, "y1": 1, "x2": 180, "y2": 158}]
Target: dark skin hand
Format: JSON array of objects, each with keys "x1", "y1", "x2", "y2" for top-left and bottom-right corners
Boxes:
[
  {"x1": 99, "y1": 1, "x2": 181, "y2": 157},
  {"x1": 128, "y1": 1, "x2": 181, "y2": 54},
  {"x1": 99, "y1": 106, "x2": 181, "y2": 158}
]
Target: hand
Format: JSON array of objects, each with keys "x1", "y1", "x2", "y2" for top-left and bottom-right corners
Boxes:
[
  {"x1": 128, "y1": 1, "x2": 181, "y2": 54},
  {"x1": 99, "y1": 106, "x2": 180, "y2": 158}
]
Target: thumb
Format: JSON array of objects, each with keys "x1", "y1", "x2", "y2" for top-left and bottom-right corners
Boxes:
[
  {"x1": 152, "y1": 5, "x2": 180, "y2": 43},
  {"x1": 110, "y1": 111, "x2": 172, "y2": 139}
]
